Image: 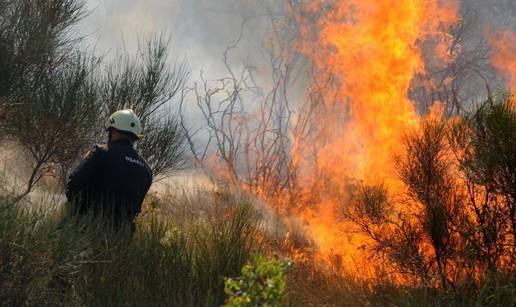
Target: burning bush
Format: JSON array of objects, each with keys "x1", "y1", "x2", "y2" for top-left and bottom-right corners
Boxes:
[{"x1": 343, "y1": 94, "x2": 515, "y2": 289}]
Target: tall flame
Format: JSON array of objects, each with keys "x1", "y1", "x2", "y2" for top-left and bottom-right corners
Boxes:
[{"x1": 292, "y1": 0, "x2": 459, "y2": 266}]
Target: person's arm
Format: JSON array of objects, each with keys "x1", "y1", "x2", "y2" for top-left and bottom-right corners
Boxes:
[
  {"x1": 66, "y1": 146, "x2": 104, "y2": 202},
  {"x1": 135, "y1": 168, "x2": 153, "y2": 216}
]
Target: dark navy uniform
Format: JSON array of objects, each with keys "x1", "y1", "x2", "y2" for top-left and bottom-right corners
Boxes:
[{"x1": 66, "y1": 139, "x2": 153, "y2": 226}]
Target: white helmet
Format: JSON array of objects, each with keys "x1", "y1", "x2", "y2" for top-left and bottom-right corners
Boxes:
[{"x1": 105, "y1": 109, "x2": 142, "y2": 139}]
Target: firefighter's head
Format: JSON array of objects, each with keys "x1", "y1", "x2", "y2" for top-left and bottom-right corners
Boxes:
[{"x1": 105, "y1": 109, "x2": 142, "y2": 142}]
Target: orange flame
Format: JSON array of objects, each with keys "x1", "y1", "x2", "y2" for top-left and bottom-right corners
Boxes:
[
  {"x1": 290, "y1": 0, "x2": 460, "y2": 268},
  {"x1": 489, "y1": 30, "x2": 516, "y2": 90}
]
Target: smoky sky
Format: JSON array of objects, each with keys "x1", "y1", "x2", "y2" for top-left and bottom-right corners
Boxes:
[
  {"x1": 77, "y1": 0, "x2": 516, "y2": 115},
  {"x1": 79, "y1": 0, "x2": 283, "y2": 79},
  {"x1": 78, "y1": 0, "x2": 516, "y2": 80}
]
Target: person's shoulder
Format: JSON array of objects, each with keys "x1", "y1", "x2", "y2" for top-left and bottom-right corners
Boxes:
[
  {"x1": 83, "y1": 144, "x2": 108, "y2": 160},
  {"x1": 136, "y1": 154, "x2": 153, "y2": 178},
  {"x1": 94, "y1": 144, "x2": 108, "y2": 152},
  {"x1": 142, "y1": 156, "x2": 153, "y2": 175}
]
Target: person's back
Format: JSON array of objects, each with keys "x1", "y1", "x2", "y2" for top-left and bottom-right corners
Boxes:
[{"x1": 66, "y1": 109, "x2": 152, "y2": 228}]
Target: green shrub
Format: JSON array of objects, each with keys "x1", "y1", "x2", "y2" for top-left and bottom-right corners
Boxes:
[
  {"x1": 0, "y1": 188, "x2": 258, "y2": 307},
  {"x1": 224, "y1": 255, "x2": 292, "y2": 307},
  {"x1": 0, "y1": 197, "x2": 104, "y2": 306}
]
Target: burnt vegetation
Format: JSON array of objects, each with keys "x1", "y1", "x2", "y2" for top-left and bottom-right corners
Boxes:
[{"x1": 0, "y1": 0, "x2": 515, "y2": 306}]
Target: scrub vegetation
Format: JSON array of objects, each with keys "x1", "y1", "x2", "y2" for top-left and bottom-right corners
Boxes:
[
  {"x1": 0, "y1": 188, "x2": 259, "y2": 306},
  {"x1": 0, "y1": 180, "x2": 514, "y2": 306},
  {"x1": 0, "y1": 1, "x2": 514, "y2": 306}
]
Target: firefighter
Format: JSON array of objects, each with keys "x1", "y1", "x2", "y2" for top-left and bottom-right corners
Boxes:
[{"x1": 66, "y1": 109, "x2": 153, "y2": 229}]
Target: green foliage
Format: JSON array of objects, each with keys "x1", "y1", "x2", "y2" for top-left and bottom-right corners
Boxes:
[
  {"x1": 224, "y1": 255, "x2": 292, "y2": 307},
  {"x1": 0, "y1": 0, "x2": 86, "y2": 93},
  {"x1": 0, "y1": 189, "x2": 258, "y2": 306},
  {"x1": 0, "y1": 198, "x2": 104, "y2": 306},
  {"x1": 97, "y1": 36, "x2": 189, "y2": 178},
  {"x1": 0, "y1": 0, "x2": 188, "y2": 195}
]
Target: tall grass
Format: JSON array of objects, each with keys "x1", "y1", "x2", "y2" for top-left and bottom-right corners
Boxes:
[
  {"x1": 0, "y1": 187, "x2": 258, "y2": 307},
  {"x1": 0, "y1": 196, "x2": 101, "y2": 306},
  {"x1": 285, "y1": 256, "x2": 516, "y2": 306},
  {"x1": 1, "y1": 184, "x2": 514, "y2": 306}
]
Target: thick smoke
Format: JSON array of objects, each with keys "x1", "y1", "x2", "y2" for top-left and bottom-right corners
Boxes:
[
  {"x1": 79, "y1": 0, "x2": 516, "y2": 103},
  {"x1": 80, "y1": 0, "x2": 285, "y2": 79}
]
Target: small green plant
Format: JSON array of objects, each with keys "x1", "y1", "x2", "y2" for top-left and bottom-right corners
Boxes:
[{"x1": 224, "y1": 255, "x2": 292, "y2": 307}]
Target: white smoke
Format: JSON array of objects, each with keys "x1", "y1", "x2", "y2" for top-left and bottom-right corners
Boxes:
[{"x1": 79, "y1": 0, "x2": 285, "y2": 79}]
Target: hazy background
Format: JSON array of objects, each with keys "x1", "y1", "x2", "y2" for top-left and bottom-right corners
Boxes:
[
  {"x1": 76, "y1": 0, "x2": 516, "y2": 96},
  {"x1": 78, "y1": 0, "x2": 284, "y2": 79}
]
